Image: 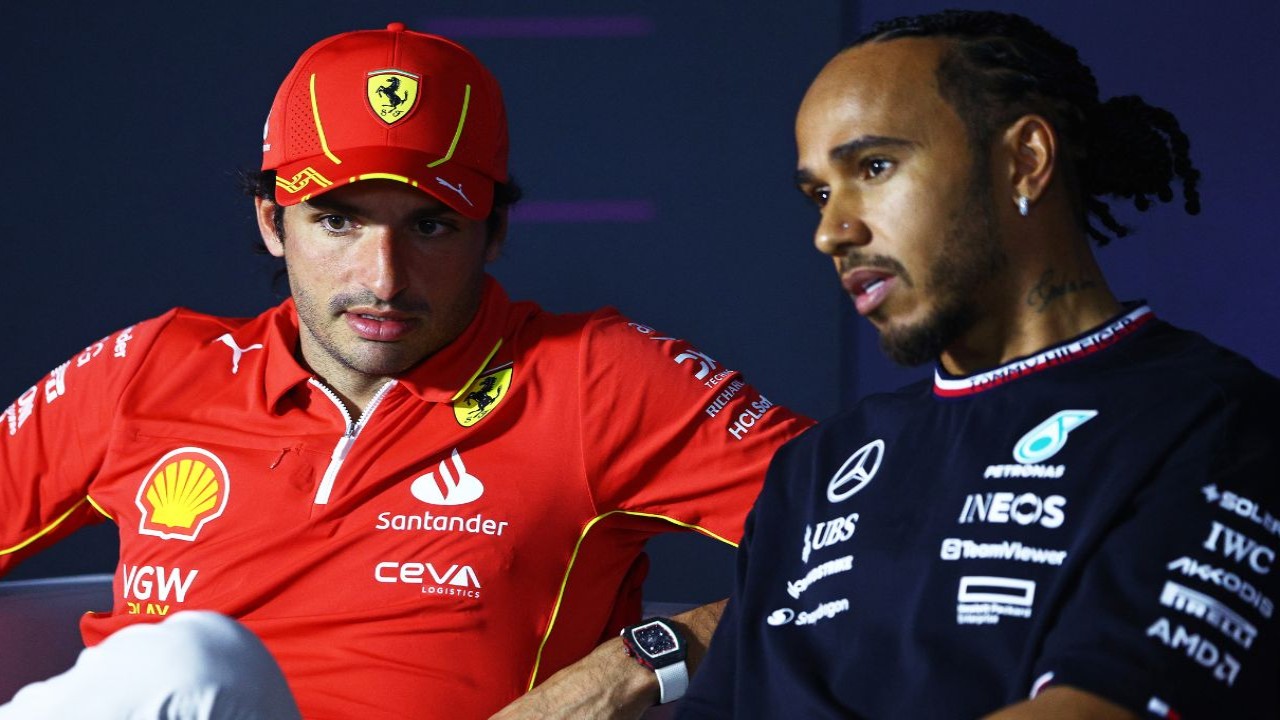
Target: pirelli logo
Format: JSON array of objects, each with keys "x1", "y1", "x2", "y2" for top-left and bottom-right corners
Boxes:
[{"x1": 135, "y1": 447, "x2": 230, "y2": 542}]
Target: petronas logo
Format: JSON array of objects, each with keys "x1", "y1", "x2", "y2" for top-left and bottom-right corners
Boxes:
[
  {"x1": 1013, "y1": 410, "x2": 1098, "y2": 465},
  {"x1": 135, "y1": 448, "x2": 231, "y2": 541}
]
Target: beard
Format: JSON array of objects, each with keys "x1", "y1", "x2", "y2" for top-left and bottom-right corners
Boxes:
[{"x1": 877, "y1": 171, "x2": 1007, "y2": 367}]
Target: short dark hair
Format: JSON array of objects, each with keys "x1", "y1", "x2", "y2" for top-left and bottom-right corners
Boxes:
[
  {"x1": 239, "y1": 169, "x2": 523, "y2": 244},
  {"x1": 854, "y1": 10, "x2": 1200, "y2": 244}
]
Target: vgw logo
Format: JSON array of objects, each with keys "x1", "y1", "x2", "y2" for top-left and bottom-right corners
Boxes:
[{"x1": 1013, "y1": 410, "x2": 1097, "y2": 464}]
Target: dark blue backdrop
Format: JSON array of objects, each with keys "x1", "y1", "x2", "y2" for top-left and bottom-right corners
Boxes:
[{"x1": 5, "y1": 1, "x2": 1277, "y2": 605}]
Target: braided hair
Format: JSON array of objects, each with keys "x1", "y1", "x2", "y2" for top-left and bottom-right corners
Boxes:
[{"x1": 855, "y1": 10, "x2": 1200, "y2": 244}]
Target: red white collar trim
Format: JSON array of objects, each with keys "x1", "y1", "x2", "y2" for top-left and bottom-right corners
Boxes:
[{"x1": 933, "y1": 305, "x2": 1154, "y2": 397}]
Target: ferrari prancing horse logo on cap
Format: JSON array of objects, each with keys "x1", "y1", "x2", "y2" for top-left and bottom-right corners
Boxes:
[{"x1": 367, "y1": 69, "x2": 420, "y2": 124}]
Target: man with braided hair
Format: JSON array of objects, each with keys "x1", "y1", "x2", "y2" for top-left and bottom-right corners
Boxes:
[{"x1": 680, "y1": 10, "x2": 1278, "y2": 719}]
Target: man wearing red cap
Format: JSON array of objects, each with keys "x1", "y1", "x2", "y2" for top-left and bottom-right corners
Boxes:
[{"x1": 0, "y1": 23, "x2": 810, "y2": 719}]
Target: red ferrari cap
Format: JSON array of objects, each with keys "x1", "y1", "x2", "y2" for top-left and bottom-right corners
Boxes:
[{"x1": 261, "y1": 22, "x2": 508, "y2": 220}]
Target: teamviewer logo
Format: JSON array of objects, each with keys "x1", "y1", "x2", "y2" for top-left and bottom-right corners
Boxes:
[{"x1": 410, "y1": 448, "x2": 484, "y2": 506}]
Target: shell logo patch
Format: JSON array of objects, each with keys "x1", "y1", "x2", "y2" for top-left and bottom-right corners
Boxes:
[
  {"x1": 135, "y1": 448, "x2": 230, "y2": 542},
  {"x1": 367, "y1": 69, "x2": 420, "y2": 125},
  {"x1": 454, "y1": 364, "x2": 513, "y2": 427}
]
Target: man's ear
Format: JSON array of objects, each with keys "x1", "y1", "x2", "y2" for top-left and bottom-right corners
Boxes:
[
  {"x1": 484, "y1": 206, "x2": 508, "y2": 263},
  {"x1": 255, "y1": 197, "x2": 285, "y2": 258},
  {"x1": 1000, "y1": 114, "x2": 1057, "y2": 210}
]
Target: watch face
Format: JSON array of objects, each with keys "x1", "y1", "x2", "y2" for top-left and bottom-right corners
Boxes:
[{"x1": 633, "y1": 621, "x2": 678, "y2": 658}]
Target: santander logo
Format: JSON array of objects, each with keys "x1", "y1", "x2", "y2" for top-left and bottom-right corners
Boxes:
[{"x1": 410, "y1": 448, "x2": 484, "y2": 506}]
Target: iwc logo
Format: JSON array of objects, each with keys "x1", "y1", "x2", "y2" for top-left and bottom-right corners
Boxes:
[
  {"x1": 453, "y1": 364, "x2": 513, "y2": 427},
  {"x1": 135, "y1": 448, "x2": 230, "y2": 541},
  {"x1": 367, "y1": 69, "x2": 420, "y2": 124}
]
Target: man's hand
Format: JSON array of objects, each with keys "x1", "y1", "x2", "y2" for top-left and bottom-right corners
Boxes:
[{"x1": 489, "y1": 600, "x2": 726, "y2": 720}]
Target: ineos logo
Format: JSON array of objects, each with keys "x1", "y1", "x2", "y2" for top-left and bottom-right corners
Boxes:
[{"x1": 827, "y1": 439, "x2": 884, "y2": 503}]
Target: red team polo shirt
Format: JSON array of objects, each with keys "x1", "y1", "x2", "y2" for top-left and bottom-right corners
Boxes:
[{"x1": 0, "y1": 278, "x2": 810, "y2": 719}]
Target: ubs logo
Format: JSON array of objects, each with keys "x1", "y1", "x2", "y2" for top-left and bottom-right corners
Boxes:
[
  {"x1": 802, "y1": 512, "x2": 859, "y2": 563},
  {"x1": 827, "y1": 439, "x2": 884, "y2": 503}
]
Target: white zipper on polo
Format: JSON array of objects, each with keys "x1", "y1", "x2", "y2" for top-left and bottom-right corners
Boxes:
[{"x1": 310, "y1": 379, "x2": 397, "y2": 505}]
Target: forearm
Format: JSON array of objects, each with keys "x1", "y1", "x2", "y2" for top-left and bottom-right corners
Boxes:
[
  {"x1": 573, "y1": 598, "x2": 727, "y2": 710},
  {"x1": 488, "y1": 599, "x2": 727, "y2": 719},
  {"x1": 664, "y1": 598, "x2": 726, "y2": 676}
]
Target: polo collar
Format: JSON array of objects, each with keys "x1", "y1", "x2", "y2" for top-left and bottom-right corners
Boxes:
[
  {"x1": 933, "y1": 304, "x2": 1154, "y2": 397},
  {"x1": 394, "y1": 277, "x2": 511, "y2": 403}
]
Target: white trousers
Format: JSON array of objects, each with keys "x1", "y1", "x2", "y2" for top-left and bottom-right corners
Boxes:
[{"x1": 0, "y1": 611, "x2": 301, "y2": 720}]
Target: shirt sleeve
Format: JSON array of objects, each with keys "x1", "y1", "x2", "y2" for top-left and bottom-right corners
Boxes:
[
  {"x1": 1031, "y1": 380, "x2": 1280, "y2": 718},
  {"x1": 578, "y1": 310, "x2": 813, "y2": 545},
  {"x1": 677, "y1": 507, "x2": 756, "y2": 719},
  {"x1": 0, "y1": 316, "x2": 166, "y2": 576}
]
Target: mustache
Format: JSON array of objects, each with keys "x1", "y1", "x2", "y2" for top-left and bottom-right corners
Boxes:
[
  {"x1": 328, "y1": 290, "x2": 431, "y2": 315},
  {"x1": 837, "y1": 253, "x2": 913, "y2": 287}
]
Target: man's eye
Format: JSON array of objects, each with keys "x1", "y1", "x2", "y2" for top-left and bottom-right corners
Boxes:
[
  {"x1": 864, "y1": 158, "x2": 894, "y2": 179},
  {"x1": 812, "y1": 188, "x2": 831, "y2": 208},
  {"x1": 319, "y1": 215, "x2": 352, "y2": 232},
  {"x1": 416, "y1": 218, "x2": 456, "y2": 237}
]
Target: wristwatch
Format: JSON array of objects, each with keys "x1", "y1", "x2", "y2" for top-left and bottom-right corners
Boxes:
[{"x1": 620, "y1": 617, "x2": 689, "y2": 704}]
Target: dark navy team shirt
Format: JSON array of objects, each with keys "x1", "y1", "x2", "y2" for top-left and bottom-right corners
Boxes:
[{"x1": 681, "y1": 306, "x2": 1280, "y2": 719}]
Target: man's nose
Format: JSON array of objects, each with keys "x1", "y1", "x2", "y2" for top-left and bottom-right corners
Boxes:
[
  {"x1": 356, "y1": 230, "x2": 408, "y2": 302},
  {"x1": 813, "y1": 206, "x2": 870, "y2": 257}
]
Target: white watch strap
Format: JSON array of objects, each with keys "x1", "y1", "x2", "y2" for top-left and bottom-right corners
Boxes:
[{"x1": 654, "y1": 660, "x2": 689, "y2": 704}]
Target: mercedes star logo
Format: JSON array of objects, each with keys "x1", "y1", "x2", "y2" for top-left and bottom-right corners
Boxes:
[{"x1": 827, "y1": 439, "x2": 885, "y2": 503}]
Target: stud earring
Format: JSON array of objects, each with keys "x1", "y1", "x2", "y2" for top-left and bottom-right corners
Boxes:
[{"x1": 1016, "y1": 195, "x2": 1030, "y2": 217}]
